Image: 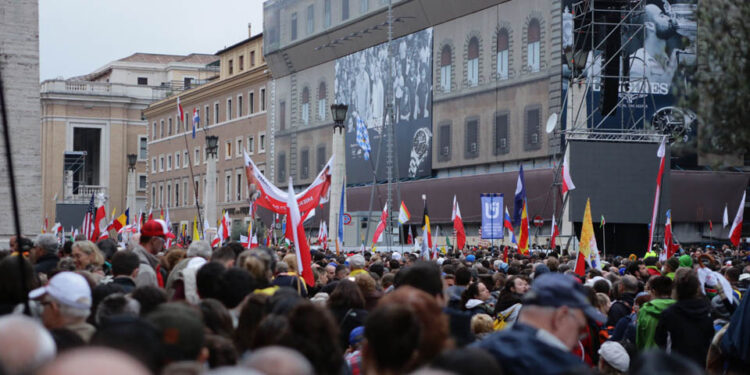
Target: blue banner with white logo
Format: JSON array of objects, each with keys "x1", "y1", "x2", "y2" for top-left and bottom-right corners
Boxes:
[{"x1": 481, "y1": 194, "x2": 504, "y2": 239}]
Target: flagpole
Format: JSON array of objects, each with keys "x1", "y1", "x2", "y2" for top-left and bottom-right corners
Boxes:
[
  {"x1": 363, "y1": 125, "x2": 386, "y2": 251},
  {"x1": 602, "y1": 222, "x2": 606, "y2": 260},
  {"x1": 179, "y1": 115, "x2": 205, "y2": 235}
]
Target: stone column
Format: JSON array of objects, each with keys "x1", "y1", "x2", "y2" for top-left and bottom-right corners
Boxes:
[
  {"x1": 206, "y1": 153, "x2": 217, "y2": 230},
  {"x1": 328, "y1": 125, "x2": 346, "y2": 248},
  {"x1": 127, "y1": 168, "x2": 136, "y2": 223}
]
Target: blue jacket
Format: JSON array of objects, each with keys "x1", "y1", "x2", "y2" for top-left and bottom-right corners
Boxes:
[{"x1": 472, "y1": 322, "x2": 591, "y2": 375}]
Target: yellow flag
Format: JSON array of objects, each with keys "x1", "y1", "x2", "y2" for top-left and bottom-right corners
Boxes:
[
  {"x1": 192, "y1": 215, "x2": 201, "y2": 241},
  {"x1": 580, "y1": 198, "x2": 594, "y2": 260},
  {"x1": 247, "y1": 219, "x2": 253, "y2": 238}
]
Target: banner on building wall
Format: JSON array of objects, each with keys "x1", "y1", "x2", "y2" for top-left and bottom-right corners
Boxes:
[
  {"x1": 335, "y1": 28, "x2": 433, "y2": 184},
  {"x1": 481, "y1": 194, "x2": 504, "y2": 240},
  {"x1": 561, "y1": 1, "x2": 698, "y2": 167}
]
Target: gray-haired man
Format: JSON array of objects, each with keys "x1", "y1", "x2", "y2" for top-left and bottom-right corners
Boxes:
[{"x1": 33, "y1": 233, "x2": 60, "y2": 277}]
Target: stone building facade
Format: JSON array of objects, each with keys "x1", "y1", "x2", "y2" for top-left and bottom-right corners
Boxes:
[
  {"x1": 264, "y1": 0, "x2": 561, "y2": 236},
  {"x1": 41, "y1": 53, "x2": 217, "y2": 230},
  {"x1": 0, "y1": 0, "x2": 42, "y2": 244},
  {"x1": 144, "y1": 33, "x2": 270, "y2": 234}
]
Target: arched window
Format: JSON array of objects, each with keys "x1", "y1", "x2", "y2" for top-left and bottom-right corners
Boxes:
[
  {"x1": 467, "y1": 37, "x2": 479, "y2": 87},
  {"x1": 527, "y1": 19, "x2": 540, "y2": 72},
  {"x1": 318, "y1": 82, "x2": 327, "y2": 120},
  {"x1": 497, "y1": 29, "x2": 509, "y2": 79},
  {"x1": 440, "y1": 45, "x2": 452, "y2": 92},
  {"x1": 301, "y1": 87, "x2": 310, "y2": 125}
]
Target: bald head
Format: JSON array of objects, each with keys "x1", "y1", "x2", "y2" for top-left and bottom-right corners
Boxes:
[
  {"x1": 39, "y1": 348, "x2": 150, "y2": 375},
  {"x1": 243, "y1": 346, "x2": 314, "y2": 375},
  {"x1": 0, "y1": 315, "x2": 56, "y2": 374}
]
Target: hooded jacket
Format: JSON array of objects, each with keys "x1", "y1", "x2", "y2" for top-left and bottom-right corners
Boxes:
[
  {"x1": 636, "y1": 298, "x2": 675, "y2": 349},
  {"x1": 654, "y1": 298, "x2": 714, "y2": 368},
  {"x1": 472, "y1": 322, "x2": 590, "y2": 375},
  {"x1": 606, "y1": 292, "x2": 635, "y2": 327}
]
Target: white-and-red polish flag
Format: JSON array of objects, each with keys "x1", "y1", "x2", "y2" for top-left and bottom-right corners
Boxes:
[
  {"x1": 729, "y1": 191, "x2": 746, "y2": 247},
  {"x1": 647, "y1": 138, "x2": 667, "y2": 252}
]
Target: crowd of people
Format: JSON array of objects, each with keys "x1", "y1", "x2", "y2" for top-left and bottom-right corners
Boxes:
[{"x1": 0, "y1": 218, "x2": 749, "y2": 375}]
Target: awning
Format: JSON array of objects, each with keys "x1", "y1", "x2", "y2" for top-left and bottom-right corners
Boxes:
[{"x1": 346, "y1": 168, "x2": 559, "y2": 224}]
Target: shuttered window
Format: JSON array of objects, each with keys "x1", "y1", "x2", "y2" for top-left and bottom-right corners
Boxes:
[
  {"x1": 317, "y1": 145, "x2": 326, "y2": 172},
  {"x1": 465, "y1": 118, "x2": 479, "y2": 159},
  {"x1": 438, "y1": 123, "x2": 451, "y2": 161},
  {"x1": 525, "y1": 107, "x2": 541, "y2": 151},
  {"x1": 300, "y1": 149, "x2": 310, "y2": 179},
  {"x1": 494, "y1": 112, "x2": 509, "y2": 155},
  {"x1": 278, "y1": 153, "x2": 286, "y2": 183}
]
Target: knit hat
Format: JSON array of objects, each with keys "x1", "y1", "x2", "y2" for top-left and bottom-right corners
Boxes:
[{"x1": 679, "y1": 254, "x2": 693, "y2": 268}]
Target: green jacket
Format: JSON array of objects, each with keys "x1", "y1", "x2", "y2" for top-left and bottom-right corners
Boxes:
[{"x1": 637, "y1": 298, "x2": 676, "y2": 349}]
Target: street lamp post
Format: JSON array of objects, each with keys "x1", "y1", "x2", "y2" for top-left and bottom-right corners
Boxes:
[
  {"x1": 205, "y1": 135, "x2": 219, "y2": 238},
  {"x1": 126, "y1": 153, "x2": 137, "y2": 226},
  {"x1": 329, "y1": 104, "x2": 348, "y2": 251}
]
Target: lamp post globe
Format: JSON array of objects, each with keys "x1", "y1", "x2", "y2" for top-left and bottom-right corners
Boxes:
[
  {"x1": 127, "y1": 153, "x2": 137, "y2": 171},
  {"x1": 206, "y1": 135, "x2": 219, "y2": 157},
  {"x1": 330, "y1": 104, "x2": 348, "y2": 131}
]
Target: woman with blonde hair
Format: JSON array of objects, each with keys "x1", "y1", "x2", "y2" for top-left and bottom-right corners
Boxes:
[
  {"x1": 271, "y1": 253, "x2": 308, "y2": 297},
  {"x1": 71, "y1": 240, "x2": 105, "y2": 274}
]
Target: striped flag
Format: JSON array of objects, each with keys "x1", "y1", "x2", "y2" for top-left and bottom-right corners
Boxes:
[
  {"x1": 398, "y1": 201, "x2": 411, "y2": 224},
  {"x1": 81, "y1": 193, "x2": 96, "y2": 240},
  {"x1": 192, "y1": 108, "x2": 199, "y2": 139},
  {"x1": 355, "y1": 117, "x2": 371, "y2": 160},
  {"x1": 513, "y1": 165, "x2": 527, "y2": 226},
  {"x1": 561, "y1": 152, "x2": 576, "y2": 194},
  {"x1": 575, "y1": 198, "x2": 595, "y2": 276},
  {"x1": 647, "y1": 138, "x2": 667, "y2": 252},
  {"x1": 372, "y1": 203, "x2": 388, "y2": 244},
  {"x1": 550, "y1": 215, "x2": 559, "y2": 249},
  {"x1": 503, "y1": 206, "x2": 517, "y2": 244},
  {"x1": 421, "y1": 203, "x2": 432, "y2": 249},
  {"x1": 286, "y1": 177, "x2": 315, "y2": 287},
  {"x1": 662, "y1": 209, "x2": 679, "y2": 260},
  {"x1": 518, "y1": 201, "x2": 530, "y2": 255},
  {"x1": 729, "y1": 191, "x2": 746, "y2": 247},
  {"x1": 452, "y1": 195, "x2": 466, "y2": 250},
  {"x1": 177, "y1": 97, "x2": 184, "y2": 122}
]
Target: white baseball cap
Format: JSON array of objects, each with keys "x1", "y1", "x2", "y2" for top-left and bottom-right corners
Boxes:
[
  {"x1": 29, "y1": 271, "x2": 92, "y2": 310},
  {"x1": 598, "y1": 341, "x2": 629, "y2": 372}
]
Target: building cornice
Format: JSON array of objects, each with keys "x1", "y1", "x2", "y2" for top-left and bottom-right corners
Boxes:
[{"x1": 144, "y1": 66, "x2": 270, "y2": 116}]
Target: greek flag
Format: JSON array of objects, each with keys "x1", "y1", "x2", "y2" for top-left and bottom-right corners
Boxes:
[{"x1": 356, "y1": 117, "x2": 371, "y2": 160}]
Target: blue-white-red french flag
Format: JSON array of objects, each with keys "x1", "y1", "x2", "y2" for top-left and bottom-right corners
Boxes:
[
  {"x1": 192, "y1": 108, "x2": 199, "y2": 139},
  {"x1": 504, "y1": 206, "x2": 517, "y2": 244},
  {"x1": 513, "y1": 165, "x2": 527, "y2": 226}
]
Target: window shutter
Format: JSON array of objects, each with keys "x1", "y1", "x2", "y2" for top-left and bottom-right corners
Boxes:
[
  {"x1": 441, "y1": 46, "x2": 451, "y2": 67},
  {"x1": 468, "y1": 38, "x2": 479, "y2": 59}
]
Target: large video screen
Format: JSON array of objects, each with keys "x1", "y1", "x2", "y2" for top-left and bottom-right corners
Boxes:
[
  {"x1": 568, "y1": 140, "x2": 670, "y2": 224},
  {"x1": 561, "y1": 1, "x2": 698, "y2": 167},
  {"x1": 335, "y1": 28, "x2": 433, "y2": 184}
]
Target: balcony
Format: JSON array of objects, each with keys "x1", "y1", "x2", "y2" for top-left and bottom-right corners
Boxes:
[
  {"x1": 41, "y1": 80, "x2": 169, "y2": 101},
  {"x1": 63, "y1": 184, "x2": 108, "y2": 204},
  {"x1": 41, "y1": 75, "x2": 219, "y2": 101}
]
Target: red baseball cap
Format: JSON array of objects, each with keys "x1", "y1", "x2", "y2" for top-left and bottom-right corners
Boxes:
[{"x1": 142, "y1": 219, "x2": 169, "y2": 238}]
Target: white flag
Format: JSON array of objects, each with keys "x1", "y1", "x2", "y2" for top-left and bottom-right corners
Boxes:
[{"x1": 723, "y1": 204, "x2": 729, "y2": 228}]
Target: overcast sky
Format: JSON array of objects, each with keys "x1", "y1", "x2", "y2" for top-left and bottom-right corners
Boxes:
[{"x1": 39, "y1": 0, "x2": 265, "y2": 81}]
